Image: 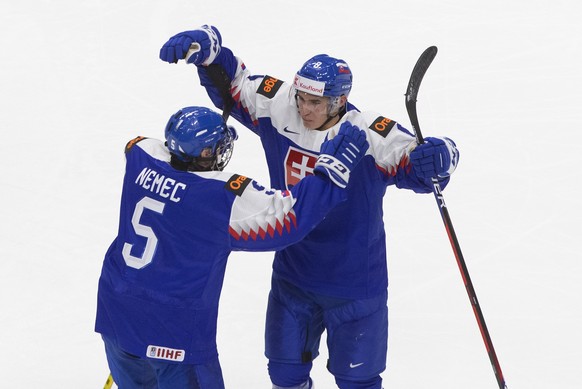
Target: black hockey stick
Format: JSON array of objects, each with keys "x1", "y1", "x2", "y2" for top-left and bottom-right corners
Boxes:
[
  {"x1": 405, "y1": 46, "x2": 507, "y2": 389},
  {"x1": 187, "y1": 43, "x2": 235, "y2": 122},
  {"x1": 206, "y1": 63, "x2": 235, "y2": 122}
]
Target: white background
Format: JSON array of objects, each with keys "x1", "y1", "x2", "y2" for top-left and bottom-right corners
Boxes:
[{"x1": 1, "y1": 1, "x2": 581, "y2": 388}]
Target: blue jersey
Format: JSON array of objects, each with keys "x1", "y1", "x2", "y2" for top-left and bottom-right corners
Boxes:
[
  {"x1": 95, "y1": 137, "x2": 347, "y2": 364},
  {"x1": 195, "y1": 48, "x2": 450, "y2": 299}
]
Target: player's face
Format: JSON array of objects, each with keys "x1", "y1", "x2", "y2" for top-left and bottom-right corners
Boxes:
[
  {"x1": 196, "y1": 147, "x2": 215, "y2": 169},
  {"x1": 296, "y1": 92, "x2": 331, "y2": 130}
]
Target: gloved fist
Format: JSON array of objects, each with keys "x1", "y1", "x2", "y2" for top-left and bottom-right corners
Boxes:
[
  {"x1": 159, "y1": 25, "x2": 222, "y2": 65},
  {"x1": 410, "y1": 136, "x2": 459, "y2": 179},
  {"x1": 314, "y1": 121, "x2": 369, "y2": 188}
]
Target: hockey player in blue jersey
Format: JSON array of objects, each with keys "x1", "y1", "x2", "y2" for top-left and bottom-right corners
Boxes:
[
  {"x1": 95, "y1": 106, "x2": 369, "y2": 389},
  {"x1": 159, "y1": 26, "x2": 460, "y2": 389}
]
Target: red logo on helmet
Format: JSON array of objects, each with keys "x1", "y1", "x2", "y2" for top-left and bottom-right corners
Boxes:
[{"x1": 338, "y1": 66, "x2": 350, "y2": 74}]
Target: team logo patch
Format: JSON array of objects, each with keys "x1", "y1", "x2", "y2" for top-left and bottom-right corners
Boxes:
[
  {"x1": 125, "y1": 136, "x2": 146, "y2": 153},
  {"x1": 146, "y1": 345, "x2": 185, "y2": 362},
  {"x1": 284, "y1": 147, "x2": 318, "y2": 188},
  {"x1": 369, "y1": 116, "x2": 395, "y2": 138},
  {"x1": 257, "y1": 75, "x2": 283, "y2": 99},
  {"x1": 225, "y1": 174, "x2": 252, "y2": 196}
]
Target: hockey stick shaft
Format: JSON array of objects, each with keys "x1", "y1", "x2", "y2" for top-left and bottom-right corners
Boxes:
[
  {"x1": 188, "y1": 43, "x2": 235, "y2": 122},
  {"x1": 206, "y1": 63, "x2": 235, "y2": 122},
  {"x1": 405, "y1": 46, "x2": 507, "y2": 389}
]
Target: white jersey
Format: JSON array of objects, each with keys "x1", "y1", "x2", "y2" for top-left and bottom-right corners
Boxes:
[{"x1": 196, "y1": 47, "x2": 447, "y2": 298}]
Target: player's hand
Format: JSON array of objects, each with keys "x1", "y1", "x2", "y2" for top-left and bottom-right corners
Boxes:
[
  {"x1": 410, "y1": 136, "x2": 459, "y2": 179},
  {"x1": 159, "y1": 25, "x2": 222, "y2": 65},
  {"x1": 314, "y1": 121, "x2": 369, "y2": 188}
]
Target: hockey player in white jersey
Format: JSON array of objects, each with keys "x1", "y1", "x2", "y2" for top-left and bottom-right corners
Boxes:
[
  {"x1": 95, "y1": 106, "x2": 369, "y2": 388},
  {"x1": 159, "y1": 26, "x2": 459, "y2": 389}
]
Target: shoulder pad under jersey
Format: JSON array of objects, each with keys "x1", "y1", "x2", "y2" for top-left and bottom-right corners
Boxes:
[{"x1": 125, "y1": 136, "x2": 147, "y2": 153}]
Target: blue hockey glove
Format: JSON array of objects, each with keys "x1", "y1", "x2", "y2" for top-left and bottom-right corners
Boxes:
[
  {"x1": 159, "y1": 25, "x2": 222, "y2": 65},
  {"x1": 410, "y1": 136, "x2": 459, "y2": 179},
  {"x1": 314, "y1": 121, "x2": 369, "y2": 188}
]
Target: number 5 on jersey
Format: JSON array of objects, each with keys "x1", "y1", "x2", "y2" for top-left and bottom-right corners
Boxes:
[{"x1": 122, "y1": 197, "x2": 165, "y2": 269}]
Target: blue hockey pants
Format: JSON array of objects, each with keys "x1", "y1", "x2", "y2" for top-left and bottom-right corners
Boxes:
[
  {"x1": 265, "y1": 276, "x2": 388, "y2": 389},
  {"x1": 102, "y1": 336, "x2": 225, "y2": 389}
]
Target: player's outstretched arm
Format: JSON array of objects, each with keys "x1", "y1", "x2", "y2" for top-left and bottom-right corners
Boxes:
[{"x1": 228, "y1": 123, "x2": 369, "y2": 251}]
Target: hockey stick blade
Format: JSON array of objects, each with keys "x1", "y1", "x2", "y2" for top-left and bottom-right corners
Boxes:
[
  {"x1": 405, "y1": 46, "x2": 437, "y2": 144},
  {"x1": 103, "y1": 373, "x2": 114, "y2": 389}
]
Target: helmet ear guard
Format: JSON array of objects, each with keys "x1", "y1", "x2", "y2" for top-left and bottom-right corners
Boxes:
[
  {"x1": 214, "y1": 125, "x2": 237, "y2": 171},
  {"x1": 327, "y1": 95, "x2": 346, "y2": 117}
]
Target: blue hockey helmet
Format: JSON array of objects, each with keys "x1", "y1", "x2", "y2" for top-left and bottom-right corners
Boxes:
[
  {"x1": 165, "y1": 106, "x2": 236, "y2": 171},
  {"x1": 293, "y1": 54, "x2": 352, "y2": 98}
]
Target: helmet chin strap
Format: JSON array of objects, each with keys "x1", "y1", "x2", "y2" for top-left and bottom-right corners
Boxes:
[
  {"x1": 189, "y1": 156, "x2": 218, "y2": 171},
  {"x1": 170, "y1": 154, "x2": 217, "y2": 172},
  {"x1": 312, "y1": 104, "x2": 346, "y2": 132}
]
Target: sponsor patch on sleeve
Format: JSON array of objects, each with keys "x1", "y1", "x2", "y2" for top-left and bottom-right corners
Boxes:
[
  {"x1": 225, "y1": 174, "x2": 252, "y2": 196},
  {"x1": 125, "y1": 136, "x2": 147, "y2": 153},
  {"x1": 369, "y1": 116, "x2": 396, "y2": 138},
  {"x1": 257, "y1": 75, "x2": 283, "y2": 99}
]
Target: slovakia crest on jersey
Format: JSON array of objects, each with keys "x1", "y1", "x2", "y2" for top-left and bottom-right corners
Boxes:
[{"x1": 284, "y1": 146, "x2": 318, "y2": 188}]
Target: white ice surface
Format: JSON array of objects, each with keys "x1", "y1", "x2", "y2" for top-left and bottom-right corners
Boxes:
[{"x1": 1, "y1": 1, "x2": 581, "y2": 388}]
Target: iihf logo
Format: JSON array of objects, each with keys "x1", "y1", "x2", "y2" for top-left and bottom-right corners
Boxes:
[{"x1": 147, "y1": 345, "x2": 185, "y2": 362}]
